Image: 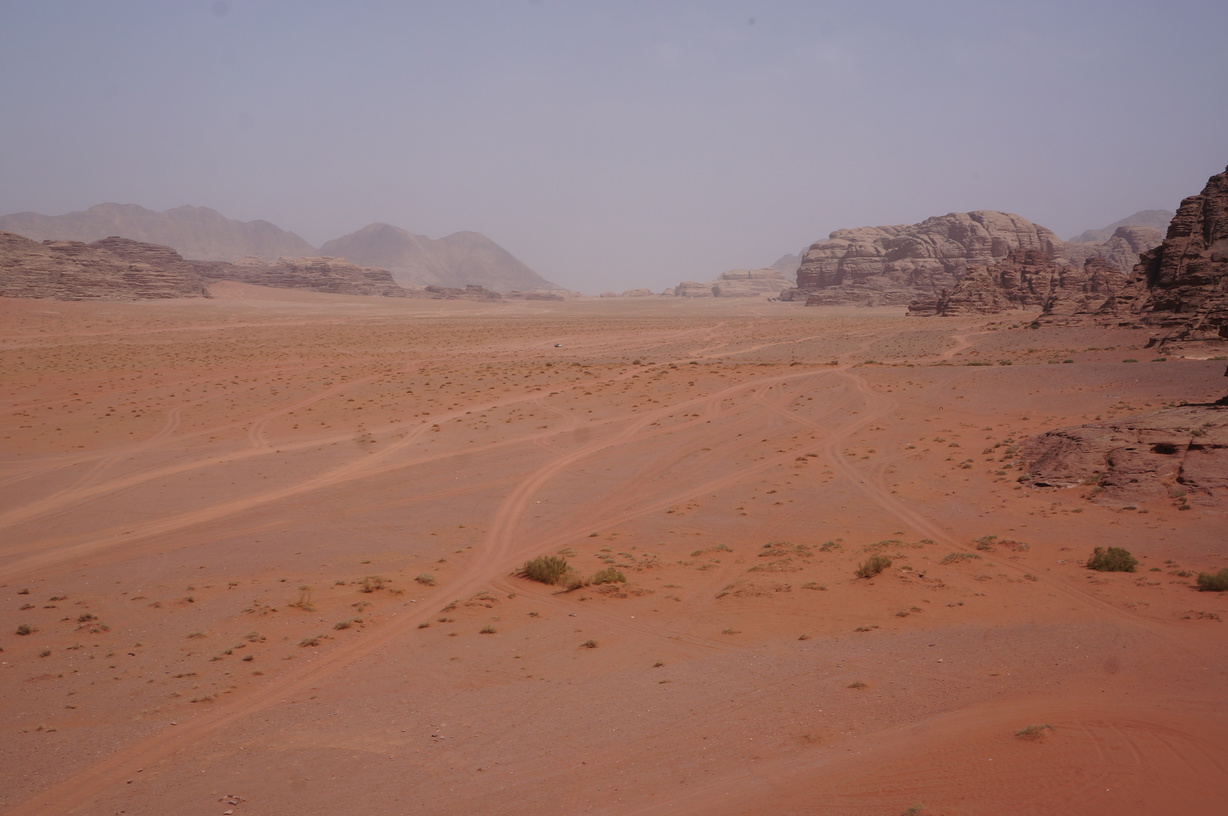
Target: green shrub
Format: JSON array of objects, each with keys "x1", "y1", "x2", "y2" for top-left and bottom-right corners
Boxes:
[
  {"x1": 590, "y1": 567, "x2": 627, "y2": 585},
  {"x1": 1086, "y1": 546, "x2": 1137, "y2": 572},
  {"x1": 518, "y1": 554, "x2": 570, "y2": 585},
  {"x1": 855, "y1": 554, "x2": 892, "y2": 579},
  {"x1": 1196, "y1": 569, "x2": 1228, "y2": 592}
]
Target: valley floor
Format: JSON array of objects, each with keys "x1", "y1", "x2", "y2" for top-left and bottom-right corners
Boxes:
[{"x1": 2, "y1": 285, "x2": 1226, "y2": 815}]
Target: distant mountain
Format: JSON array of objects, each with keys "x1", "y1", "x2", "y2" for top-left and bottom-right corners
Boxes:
[
  {"x1": 1068, "y1": 210, "x2": 1173, "y2": 244},
  {"x1": 0, "y1": 203, "x2": 317, "y2": 262},
  {"x1": 320, "y1": 223, "x2": 562, "y2": 292}
]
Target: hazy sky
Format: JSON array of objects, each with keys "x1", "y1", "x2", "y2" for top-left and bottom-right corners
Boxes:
[{"x1": 2, "y1": 1, "x2": 1226, "y2": 293}]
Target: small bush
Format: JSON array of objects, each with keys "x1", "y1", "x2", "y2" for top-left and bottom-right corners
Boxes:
[
  {"x1": 1086, "y1": 546, "x2": 1137, "y2": 572},
  {"x1": 414, "y1": 573, "x2": 436, "y2": 586},
  {"x1": 1016, "y1": 723, "x2": 1054, "y2": 740},
  {"x1": 518, "y1": 555, "x2": 569, "y2": 585},
  {"x1": 855, "y1": 554, "x2": 892, "y2": 579},
  {"x1": 359, "y1": 575, "x2": 385, "y2": 593},
  {"x1": 479, "y1": 625, "x2": 497, "y2": 634},
  {"x1": 590, "y1": 567, "x2": 626, "y2": 585},
  {"x1": 581, "y1": 639, "x2": 599, "y2": 649},
  {"x1": 1196, "y1": 569, "x2": 1228, "y2": 592},
  {"x1": 16, "y1": 624, "x2": 34, "y2": 636}
]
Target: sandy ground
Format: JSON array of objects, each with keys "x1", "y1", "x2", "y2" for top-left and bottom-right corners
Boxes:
[{"x1": 2, "y1": 283, "x2": 1226, "y2": 816}]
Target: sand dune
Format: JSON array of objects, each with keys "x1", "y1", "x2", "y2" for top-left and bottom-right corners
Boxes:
[{"x1": 2, "y1": 287, "x2": 1225, "y2": 815}]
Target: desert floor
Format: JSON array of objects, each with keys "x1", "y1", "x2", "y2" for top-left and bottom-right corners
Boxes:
[{"x1": 2, "y1": 284, "x2": 1226, "y2": 816}]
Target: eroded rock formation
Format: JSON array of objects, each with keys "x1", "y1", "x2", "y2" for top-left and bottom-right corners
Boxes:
[
  {"x1": 1106, "y1": 166, "x2": 1228, "y2": 340},
  {"x1": 0, "y1": 231, "x2": 209, "y2": 300},
  {"x1": 795, "y1": 211, "x2": 1061, "y2": 306},
  {"x1": 674, "y1": 268, "x2": 791, "y2": 298}
]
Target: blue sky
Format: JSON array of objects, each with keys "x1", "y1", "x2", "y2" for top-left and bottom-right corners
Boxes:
[{"x1": 2, "y1": 0, "x2": 1225, "y2": 292}]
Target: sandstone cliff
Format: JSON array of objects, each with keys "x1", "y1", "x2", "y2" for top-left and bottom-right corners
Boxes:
[
  {"x1": 320, "y1": 223, "x2": 561, "y2": 292},
  {"x1": 794, "y1": 211, "x2": 1061, "y2": 306},
  {"x1": 0, "y1": 231, "x2": 210, "y2": 301},
  {"x1": 1064, "y1": 225, "x2": 1163, "y2": 277},
  {"x1": 1097, "y1": 166, "x2": 1228, "y2": 341},
  {"x1": 0, "y1": 204, "x2": 316, "y2": 262}
]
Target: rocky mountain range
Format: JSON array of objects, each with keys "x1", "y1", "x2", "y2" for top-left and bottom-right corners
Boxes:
[
  {"x1": 0, "y1": 204, "x2": 560, "y2": 293},
  {"x1": 0, "y1": 232, "x2": 512, "y2": 302},
  {"x1": 0, "y1": 204, "x2": 316, "y2": 262}
]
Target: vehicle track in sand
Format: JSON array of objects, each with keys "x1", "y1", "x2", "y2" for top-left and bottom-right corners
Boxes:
[{"x1": 5, "y1": 322, "x2": 1200, "y2": 815}]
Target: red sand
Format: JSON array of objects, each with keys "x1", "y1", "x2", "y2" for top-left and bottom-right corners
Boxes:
[{"x1": 2, "y1": 284, "x2": 1226, "y2": 815}]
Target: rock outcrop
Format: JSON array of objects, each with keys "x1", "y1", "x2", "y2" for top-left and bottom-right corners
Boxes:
[
  {"x1": 909, "y1": 246, "x2": 1137, "y2": 318},
  {"x1": 1064, "y1": 224, "x2": 1163, "y2": 275},
  {"x1": 908, "y1": 249, "x2": 1063, "y2": 316},
  {"x1": 1021, "y1": 405, "x2": 1228, "y2": 506},
  {"x1": 1, "y1": 232, "x2": 419, "y2": 301},
  {"x1": 674, "y1": 268, "x2": 791, "y2": 298},
  {"x1": 1034, "y1": 257, "x2": 1130, "y2": 325},
  {"x1": 795, "y1": 211, "x2": 1061, "y2": 306},
  {"x1": 0, "y1": 231, "x2": 210, "y2": 300},
  {"x1": 0, "y1": 204, "x2": 316, "y2": 262},
  {"x1": 209, "y1": 256, "x2": 407, "y2": 297},
  {"x1": 1102, "y1": 166, "x2": 1228, "y2": 341},
  {"x1": 320, "y1": 223, "x2": 561, "y2": 292}
]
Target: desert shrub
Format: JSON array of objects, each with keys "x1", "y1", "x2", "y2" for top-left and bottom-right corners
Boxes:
[
  {"x1": 16, "y1": 624, "x2": 33, "y2": 636},
  {"x1": 941, "y1": 552, "x2": 980, "y2": 565},
  {"x1": 1016, "y1": 723, "x2": 1054, "y2": 740},
  {"x1": 518, "y1": 554, "x2": 569, "y2": 585},
  {"x1": 1196, "y1": 569, "x2": 1228, "y2": 592},
  {"x1": 590, "y1": 567, "x2": 627, "y2": 585},
  {"x1": 479, "y1": 625, "x2": 497, "y2": 634},
  {"x1": 581, "y1": 639, "x2": 599, "y2": 649},
  {"x1": 359, "y1": 575, "x2": 385, "y2": 593},
  {"x1": 414, "y1": 573, "x2": 436, "y2": 586},
  {"x1": 1086, "y1": 546, "x2": 1137, "y2": 572},
  {"x1": 855, "y1": 554, "x2": 892, "y2": 579}
]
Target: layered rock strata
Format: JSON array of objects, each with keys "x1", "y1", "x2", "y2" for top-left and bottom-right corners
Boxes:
[
  {"x1": 0, "y1": 232, "x2": 209, "y2": 300},
  {"x1": 1097, "y1": 166, "x2": 1228, "y2": 340},
  {"x1": 1021, "y1": 405, "x2": 1228, "y2": 506},
  {"x1": 795, "y1": 211, "x2": 1062, "y2": 306},
  {"x1": 674, "y1": 268, "x2": 791, "y2": 298}
]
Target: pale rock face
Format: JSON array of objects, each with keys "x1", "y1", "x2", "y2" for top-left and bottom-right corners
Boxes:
[
  {"x1": 796, "y1": 211, "x2": 1061, "y2": 306},
  {"x1": 0, "y1": 232, "x2": 209, "y2": 300},
  {"x1": 675, "y1": 268, "x2": 790, "y2": 298},
  {"x1": 1064, "y1": 225, "x2": 1162, "y2": 277}
]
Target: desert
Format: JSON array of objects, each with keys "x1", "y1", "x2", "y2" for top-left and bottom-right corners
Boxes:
[{"x1": 2, "y1": 284, "x2": 1226, "y2": 816}]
